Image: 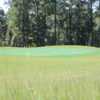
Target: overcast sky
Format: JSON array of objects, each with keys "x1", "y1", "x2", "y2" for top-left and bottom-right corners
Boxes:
[
  {"x1": 0, "y1": 0, "x2": 9, "y2": 13},
  {"x1": 0, "y1": 0, "x2": 99, "y2": 13}
]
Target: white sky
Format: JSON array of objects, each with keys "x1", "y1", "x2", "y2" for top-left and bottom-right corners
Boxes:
[
  {"x1": 0, "y1": 0, "x2": 99, "y2": 13},
  {"x1": 0, "y1": 0, "x2": 9, "y2": 13}
]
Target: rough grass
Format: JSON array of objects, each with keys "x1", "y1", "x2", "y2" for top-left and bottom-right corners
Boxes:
[{"x1": 0, "y1": 46, "x2": 100, "y2": 100}]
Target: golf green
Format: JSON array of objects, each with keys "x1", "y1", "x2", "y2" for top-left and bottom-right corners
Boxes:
[{"x1": 0, "y1": 46, "x2": 99, "y2": 56}]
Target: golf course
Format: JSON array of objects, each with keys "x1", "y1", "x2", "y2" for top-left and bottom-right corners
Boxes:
[{"x1": 0, "y1": 46, "x2": 100, "y2": 100}]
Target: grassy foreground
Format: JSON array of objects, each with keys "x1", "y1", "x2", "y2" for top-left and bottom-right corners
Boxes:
[{"x1": 0, "y1": 46, "x2": 100, "y2": 100}]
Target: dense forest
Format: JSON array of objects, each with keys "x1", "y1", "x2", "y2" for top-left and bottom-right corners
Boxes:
[{"x1": 0, "y1": 0, "x2": 100, "y2": 47}]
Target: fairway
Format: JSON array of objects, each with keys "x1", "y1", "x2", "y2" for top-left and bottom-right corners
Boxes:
[{"x1": 0, "y1": 46, "x2": 100, "y2": 100}]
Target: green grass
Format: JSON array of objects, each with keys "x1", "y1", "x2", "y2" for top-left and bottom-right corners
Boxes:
[{"x1": 0, "y1": 46, "x2": 100, "y2": 100}]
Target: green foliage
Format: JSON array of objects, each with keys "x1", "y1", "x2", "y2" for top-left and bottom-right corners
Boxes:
[
  {"x1": 0, "y1": 0, "x2": 100, "y2": 47},
  {"x1": 0, "y1": 8, "x2": 7, "y2": 46}
]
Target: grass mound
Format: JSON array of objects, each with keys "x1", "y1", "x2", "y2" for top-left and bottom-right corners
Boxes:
[{"x1": 0, "y1": 46, "x2": 99, "y2": 56}]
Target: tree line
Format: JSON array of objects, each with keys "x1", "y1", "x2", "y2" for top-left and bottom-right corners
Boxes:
[{"x1": 0, "y1": 0, "x2": 100, "y2": 47}]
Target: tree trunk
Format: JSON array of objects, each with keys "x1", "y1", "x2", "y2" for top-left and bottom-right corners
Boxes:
[
  {"x1": 54, "y1": 0, "x2": 57, "y2": 44},
  {"x1": 88, "y1": 0, "x2": 93, "y2": 46}
]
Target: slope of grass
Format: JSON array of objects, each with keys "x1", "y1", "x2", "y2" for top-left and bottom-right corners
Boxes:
[
  {"x1": 0, "y1": 46, "x2": 100, "y2": 100},
  {"x1": 0, "y1": 46, "x2": 99, "y2": 56}
]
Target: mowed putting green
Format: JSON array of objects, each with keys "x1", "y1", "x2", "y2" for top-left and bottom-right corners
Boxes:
[{"x1": 0, "y1": 46, "x2": 100, "y2": 100}]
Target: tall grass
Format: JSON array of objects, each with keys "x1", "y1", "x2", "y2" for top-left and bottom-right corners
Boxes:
[{"x1": 0, "y1": 47, "x2": 100, "y2": 100}]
